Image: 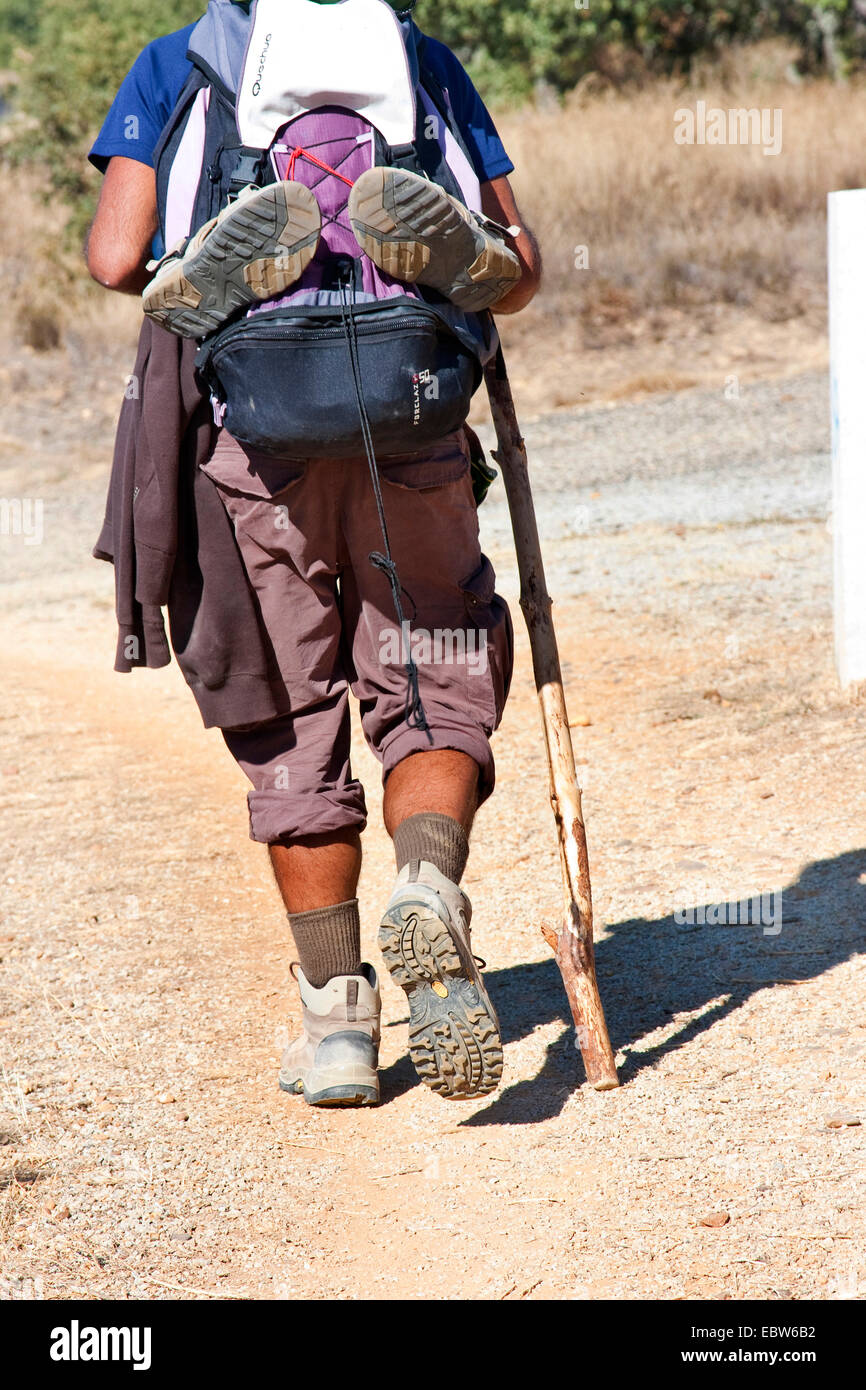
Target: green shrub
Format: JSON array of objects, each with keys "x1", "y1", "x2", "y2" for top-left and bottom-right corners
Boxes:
[
  {"x1": 5, "y1": 0, "x2": 201, "y2": 240},
  {"x1": 418, "y1": 1, "x2": 866, "y2": 100},
  {"x1": 0, "y1": 0, "x2": 40, "y2": 67}
]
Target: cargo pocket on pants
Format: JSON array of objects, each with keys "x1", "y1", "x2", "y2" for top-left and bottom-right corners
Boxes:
[
  {"x1": 376, "y1": 448, "x2": 470, "y2": 492},
  {"x1": 459, "y1": 555, "x2": 514, "y2": 734}
]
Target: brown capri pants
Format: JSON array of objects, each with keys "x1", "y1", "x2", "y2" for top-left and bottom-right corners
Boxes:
[{"x1": 201, "y1": 427, "x2": 514, "y2": 844}]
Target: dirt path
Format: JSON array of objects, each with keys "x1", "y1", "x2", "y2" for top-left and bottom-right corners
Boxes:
[{"x1": 1, "y1": 360, "x2": 864, "y2": 1301}]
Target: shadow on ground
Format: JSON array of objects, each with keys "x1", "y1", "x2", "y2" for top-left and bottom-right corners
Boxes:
[{"x1": 377, "y1": 849, "x2": 866, "y2": 1122}]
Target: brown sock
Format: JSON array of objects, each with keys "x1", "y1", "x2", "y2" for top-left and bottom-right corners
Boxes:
[
  {"x1": 287, "y1": 898, "x2": 362, "y2": 988},
  {"x1": 392, "y1": 812, "x2": 469, "y2": 884}
]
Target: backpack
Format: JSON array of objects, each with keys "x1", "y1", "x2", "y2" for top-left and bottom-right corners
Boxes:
[{"x1": 153, "y1": 0, "x2": 499, "y2": 459}]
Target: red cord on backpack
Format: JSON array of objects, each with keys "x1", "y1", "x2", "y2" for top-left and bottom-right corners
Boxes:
[{"x1": 285, "y1": 145, "x2": 354, "y2": 187}]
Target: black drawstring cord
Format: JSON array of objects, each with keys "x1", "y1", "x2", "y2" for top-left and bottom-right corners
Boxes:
[
  {"x1": 367, "y1": 551, "x2": 428, "y2": 732},
  {"x1": 338, "y1": 280, "x2": 432, "y2": 740}
]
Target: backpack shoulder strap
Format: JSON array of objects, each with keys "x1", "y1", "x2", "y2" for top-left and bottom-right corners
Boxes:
[
  {"x1": 155, "y1": 2, "x2": 271, "y2": 247},
  {"x1": 413, "y1": 28, "x2": 478, "y2": 174},
  {"x1": 154, "y1": 64, "x2": 208, "y2": 178},
  {"x1": 154, "y1": 66, "x2": 214, "y2": 250}
]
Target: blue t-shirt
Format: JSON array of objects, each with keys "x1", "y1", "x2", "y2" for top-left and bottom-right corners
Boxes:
[{"x1": 89, "y1": 22, "x2": 513, "y2": 184}]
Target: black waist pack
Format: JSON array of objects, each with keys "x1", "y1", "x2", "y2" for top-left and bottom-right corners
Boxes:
[{"x1": 195, "y1": 299, "x2": 481, "y2": 460}]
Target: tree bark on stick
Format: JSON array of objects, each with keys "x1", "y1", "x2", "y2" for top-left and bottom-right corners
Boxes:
[{"x1": 483, "y1": 346, "x2": 619, "y2": 1091}]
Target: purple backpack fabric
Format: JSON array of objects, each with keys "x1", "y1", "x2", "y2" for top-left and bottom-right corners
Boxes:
[{"x1": 254, "y1": 106, "x2": 414, "y2": 311}]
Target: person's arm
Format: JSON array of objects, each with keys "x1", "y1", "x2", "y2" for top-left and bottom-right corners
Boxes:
[
  {"x1": 480, "y1": 175, "x2": 541, "y2": 315},
  {"x1": 85, "y1": 156, "x2": 159, "y2": 294}
]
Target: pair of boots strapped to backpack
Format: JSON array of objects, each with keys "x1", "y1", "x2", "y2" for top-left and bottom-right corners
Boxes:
[{"x1": 143, "y1": 165, "x2": 521, "y2": 339}]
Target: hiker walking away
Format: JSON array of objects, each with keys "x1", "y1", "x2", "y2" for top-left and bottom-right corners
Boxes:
[{"x1": 87, "y1": 0, "x2": 541, "y2": 1106}]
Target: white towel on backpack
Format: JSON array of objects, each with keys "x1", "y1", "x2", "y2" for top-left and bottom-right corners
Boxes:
[{"x1": 236, "y1": 0, "x2": 417, "y2": 150}]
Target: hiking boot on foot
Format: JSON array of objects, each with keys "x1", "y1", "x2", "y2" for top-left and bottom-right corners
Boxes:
[
  {"x1": 378, "y1": 861, "x2": 503, "y2": 1099},
  {"x1": 279, "y1": 964, "x2": 381, "y2": 1107},
  {"x1": 347, "y1": 166, "x2": 521, "y2": 312},
  {"x1": 142, "y1": 181, "x2": 321, "y2": 339}
]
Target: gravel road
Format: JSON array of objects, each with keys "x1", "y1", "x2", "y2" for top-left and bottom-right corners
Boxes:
[{"x1": 1, "y1": 356, "x2": 863, "y2": 1301}]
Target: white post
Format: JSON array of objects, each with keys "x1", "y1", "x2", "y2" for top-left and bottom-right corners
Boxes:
[{"x1": 829, "y1": 189, "x2": 866, "y2": 686}]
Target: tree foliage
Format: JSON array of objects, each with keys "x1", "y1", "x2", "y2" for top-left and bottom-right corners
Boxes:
[
  {"x1": 5, "y1": 1, "x2": 201, "y2": 203},
  {"x1": 418, "y1": 1, "x2": 866, "y2": 100},
  {"x1": 0, "y1": 0, "x2": 40, "y2": 67}
]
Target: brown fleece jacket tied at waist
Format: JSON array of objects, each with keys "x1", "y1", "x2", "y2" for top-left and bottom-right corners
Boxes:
[{"x1": 92, "y1": 316, "x2": 289, "y2": 730}]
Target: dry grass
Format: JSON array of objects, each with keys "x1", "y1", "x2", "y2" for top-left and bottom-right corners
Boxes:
[
  {"x1": 0, "y1": 181, "x2": 140, "y2": 360},
  {"x1": 497, "y1": 52, "x2": 866, "y2": 345}
]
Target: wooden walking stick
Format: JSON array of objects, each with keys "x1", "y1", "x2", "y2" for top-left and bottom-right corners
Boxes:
[{"x1": 483, "y1": 345, "x2": 619, "y2": 1090}]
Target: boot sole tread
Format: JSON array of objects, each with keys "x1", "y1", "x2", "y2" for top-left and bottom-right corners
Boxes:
[
  {"x1": 348, "y1": 167, "x2": 520, "y2": 311},
  {"x1": 143, "y1": 183, "x2": 321, "y2": 337},
  {"x1": 278, "y1": 1077, "x2": 379, "y2": 1106},
  {"x1": 378, "y1": 899, "x2": 503, "y2": 1100}
]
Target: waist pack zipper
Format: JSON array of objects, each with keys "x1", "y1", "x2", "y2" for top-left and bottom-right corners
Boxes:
[{"x1": 213, "y1": 315, "x2": 438, "y2": 345}]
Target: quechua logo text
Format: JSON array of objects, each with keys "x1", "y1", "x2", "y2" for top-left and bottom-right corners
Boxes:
[{"x1": 251, "y1": 32, "x2": 272, "y2": 97}]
